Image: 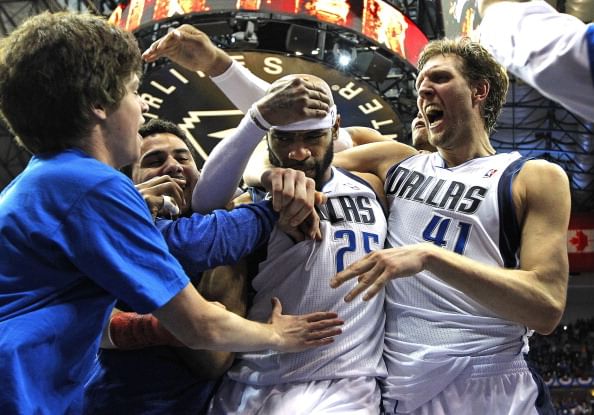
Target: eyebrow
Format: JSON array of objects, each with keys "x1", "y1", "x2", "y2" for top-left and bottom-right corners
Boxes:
[
  {"x1": 416, "y1": 65, "x2": 438, "y2": 88},
  {"x1": 140, "y1": 148, "x2": 191, "y2": 162}
]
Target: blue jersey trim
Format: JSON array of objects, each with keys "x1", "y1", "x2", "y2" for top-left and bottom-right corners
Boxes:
[
  {"x1": 497, "y1": 157, "x2": 531, "y2": 268},
  {"x1": 587, "y1": 24, "x2": 594, "y2": 87},
  {"x1": 384, "y1": 154, "x2": 418, "y2": 185},
  {"x1": 384, "y1": 154, "x2": 420, "y2": 200},
  {"x1": 524, "y1": 355, "x2": 555, "y2": 415}
]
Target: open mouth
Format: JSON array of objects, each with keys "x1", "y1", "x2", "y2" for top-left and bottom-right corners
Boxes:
[
  {"x1": 413, "y1": 119, "x2": 426, "y2": 130},
  {"x1": 425, "y1": 107, "x2": 444, "y2": 128}
]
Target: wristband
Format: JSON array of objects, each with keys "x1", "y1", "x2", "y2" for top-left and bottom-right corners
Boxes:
[
  {"x1": 109, "y1": 312, "x2": 184, "y2": 350},
  {"x1": 249, "y1": 104, "x2": 272, "y2": 131}
]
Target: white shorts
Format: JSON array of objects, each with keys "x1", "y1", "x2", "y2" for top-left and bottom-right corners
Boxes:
[
  {"x1": 208, "y1": 376, "x2": 381, "y2": 415},
  {"x1": 382, "y1": 355, "x2": 553, "y2": 415}
]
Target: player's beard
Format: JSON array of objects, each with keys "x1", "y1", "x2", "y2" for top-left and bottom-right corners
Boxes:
[{"x1": 268, "y1": 138, "x2": 333, "y2": 191}]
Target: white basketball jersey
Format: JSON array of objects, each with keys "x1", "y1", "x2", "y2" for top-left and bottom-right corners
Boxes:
[
  {"x1": 228, "y1": 167, "x2": 388, "y2": 385},
  {"x1": 381, "y1": 152, "x2": 532, "y2": 412}
]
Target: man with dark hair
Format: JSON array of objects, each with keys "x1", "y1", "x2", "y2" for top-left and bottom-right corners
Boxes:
[
  {"x1": 0, "y1": 12, "x2": 342, "y2": 414},
  {"x1": 331, "y1": 37, "x2": 569, "y2": 414},
  {"x1": 204, "y1": 74, "x2": 388, "y2": 414},
  {"x1": 136, "y1": 118, "x2": 202, "y2": 217}
]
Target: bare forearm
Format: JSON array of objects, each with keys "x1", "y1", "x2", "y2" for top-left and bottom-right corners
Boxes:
[
  {"x1": 155, "y1": 284, "x2": 342, "y2": 353},
  {"x1": 423, "y1": 243, "x2": 565, "y2": 333},
  {"x1": 333, "y1": 141, "x2": 416, "y2": 181},
  {"x1": 154, "y1": 289, "x2": 277, "y2": 352}
]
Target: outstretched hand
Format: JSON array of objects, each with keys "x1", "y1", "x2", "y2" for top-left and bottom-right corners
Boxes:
[
  {"x1": 268, "y1": 297, "x2": 343, "y2": 352},
  {"x1": 256, "y1": 76, "x2": 331, "y2": 127},
  {"x1": 330, "y1": 244, "x2": 429, "y2": 302},
  {"x1": 142, "y1": 24, "x2": 232, "y2": 76}
]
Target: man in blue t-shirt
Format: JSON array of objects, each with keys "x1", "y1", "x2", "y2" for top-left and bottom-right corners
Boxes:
[
  {"x1": 84, "y1": 118, "x2": 252, "y2": 414},
  {"x1": 86, "y1": 115, "x2": 313, "y2": 414},
  {"x1": 0, "y1": 12, "x2": 342, "y2": 414}
]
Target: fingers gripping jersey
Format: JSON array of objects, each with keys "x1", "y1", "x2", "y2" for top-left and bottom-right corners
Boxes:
[
  {"x1": 229, "y1": 167, "x2": 388, "y2": 385},
  {"x1": 381, "y1": 152, "x2": 532, "y2": 412}
]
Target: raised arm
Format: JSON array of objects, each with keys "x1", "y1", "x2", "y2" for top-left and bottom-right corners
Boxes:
[
  {"x1": 477, "y1": 0, "x2": 594, "y2": 122},
  {"x1": 331, "y1": 159, "x2": 570, "y2": 334},
  {"x1": 142, "y1": 24, "x2": 269, "y2": 113}
]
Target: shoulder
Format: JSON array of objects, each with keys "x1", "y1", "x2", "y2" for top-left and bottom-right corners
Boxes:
[
  {"x1": 41, "y1": 150, "x2": 129, "y2": 189},
  {"x1": 512, "y1": 159, "x2": 570, "y2": 220},
  {"x1": 516, "y1": 159, "x2": 569, "y2": 188},
  {"x1": 350, "y1": 171, "x2": 384, "y2": 195},
  {"x1": 23, "y1": 150, "x2": 138, "y2": 210},
  {"x1": 334, "y1": 167, "x2": 387, "y2": 210}
]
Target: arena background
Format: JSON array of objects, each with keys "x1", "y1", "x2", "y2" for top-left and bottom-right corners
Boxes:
[{"x1": 1, "y1": 1, "x2": 593, "y2": 412}]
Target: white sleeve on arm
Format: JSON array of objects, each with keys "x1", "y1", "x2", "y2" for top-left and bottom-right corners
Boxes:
[
  {"x1": 192, "y1": 112, "x2": 266, "y2": 213},
  {"x1": 210, "y1": 60, "x2": 270, "y2": 113},
  {"x1": 479, "y1": 1, "x2": 594, "y2": 122}
]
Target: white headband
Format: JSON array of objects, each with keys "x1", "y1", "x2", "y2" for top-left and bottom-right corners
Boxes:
[{"x1": 273, "y1": 105, "x2": 337, "y2": 132}]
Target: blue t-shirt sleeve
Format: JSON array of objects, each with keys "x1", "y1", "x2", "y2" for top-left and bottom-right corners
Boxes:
[
  {"x1": 63, "y1": 176, "x2": 189, "y2": 314},
  {"x1": 156, "y1": 200, "x2": 277, "y2": 276}
]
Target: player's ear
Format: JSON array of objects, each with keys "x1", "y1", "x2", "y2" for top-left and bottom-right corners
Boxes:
[
  {"x1": 332, "y1": 115, "x2": 341, "y2": 140},
  {"x1": 471, "y1": 79, "x2": 489, "y2": 105},
  {"x1": 91, "y1": 103, "x2": 108, "y2": 121}
]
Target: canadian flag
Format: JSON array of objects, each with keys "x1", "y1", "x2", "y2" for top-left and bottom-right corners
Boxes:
[{"x1": 567, "y1": 213, "x2": 594, "y2": 273}]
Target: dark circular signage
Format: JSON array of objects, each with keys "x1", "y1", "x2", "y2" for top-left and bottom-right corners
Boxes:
[{"x1": 140, "y1": 51, "x2": 403, "y2": 167}]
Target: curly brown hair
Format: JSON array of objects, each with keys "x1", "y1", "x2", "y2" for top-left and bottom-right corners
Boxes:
[
  {"x1": 417, "y1": 37, "x2": 509, "y2": 135},
  {"x1": 0, "y1": 11, "x2": 142, "y2": 154}
]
